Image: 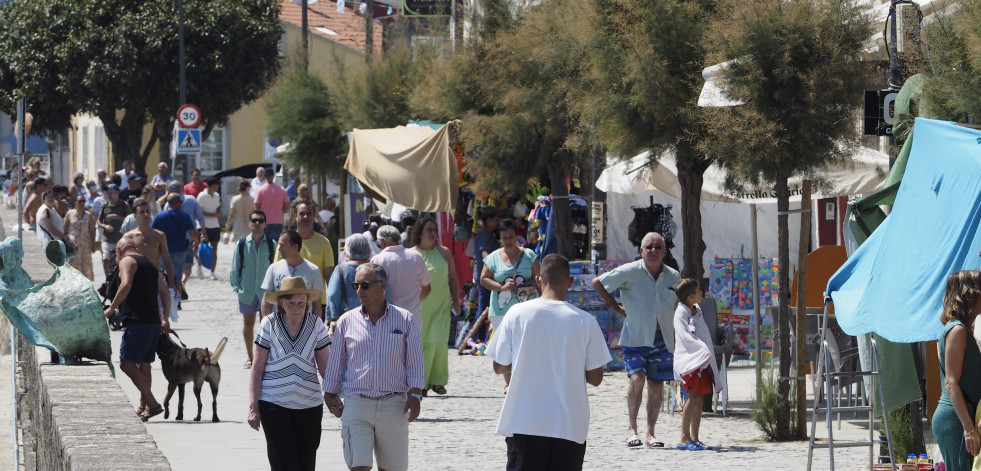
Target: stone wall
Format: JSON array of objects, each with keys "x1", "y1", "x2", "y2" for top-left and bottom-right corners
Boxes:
[{"x1": 18, "y1": 335, "x2": 171, "y2": 471}]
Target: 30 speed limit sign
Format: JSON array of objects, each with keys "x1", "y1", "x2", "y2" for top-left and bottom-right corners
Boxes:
[{"x1": 177, "y1": 104, "x2": 201, "y2": 128}]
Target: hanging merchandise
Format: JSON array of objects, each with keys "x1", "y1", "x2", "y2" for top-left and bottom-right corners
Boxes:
[
  {"x1": 626, "y1": 197, "x2": 679, "y2": 270},
  {"x1": 531, "y1": 196, "x2": 590, "y2": 260}
]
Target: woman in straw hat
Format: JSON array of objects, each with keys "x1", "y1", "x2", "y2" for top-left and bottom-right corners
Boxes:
[{"x1": 248, "y1": 277, "x2": 331, "y2": 471}]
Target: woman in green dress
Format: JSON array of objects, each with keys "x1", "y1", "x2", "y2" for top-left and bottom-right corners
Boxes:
[
  {"x1": 411, "y1": 216, "x2": 460, "y2": 395},
  {"x1": 933, "y1": 270, "x2": 981, "y2": 471}
]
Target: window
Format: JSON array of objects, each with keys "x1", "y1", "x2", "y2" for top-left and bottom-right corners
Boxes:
[{"x1": 197, "y1": 127, "x2": 225, "y2": 173}]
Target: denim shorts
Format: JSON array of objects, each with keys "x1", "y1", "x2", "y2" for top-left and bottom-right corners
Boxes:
[
  {"x1": 622, "y1": 331, "x2": 674, "y2": 381},
  {"x1": 238, "y1": 295, "x2": 261, "y2": 315},
  {"x1": 119, "y1": 323, "x2": 160, "y2": 364}
]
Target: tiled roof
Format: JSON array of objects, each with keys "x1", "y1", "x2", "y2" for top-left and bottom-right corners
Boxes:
[{"x1": 279, "y1": 0, "x2": 384, "y2": 56}]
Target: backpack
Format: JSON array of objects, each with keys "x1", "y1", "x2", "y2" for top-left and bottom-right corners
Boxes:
[{"x1": 237, "y1": 236, "x2": 275, "y2": 278}]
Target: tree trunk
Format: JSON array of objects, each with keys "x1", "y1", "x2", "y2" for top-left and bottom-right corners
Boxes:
[
  {"x1": 675, "y1": 142, "x2": 709, "y2": 280},
  {"x1": 100, "y1": 109, "x2": 146, "y2": 173},
  {"x1": 547, "y1": 157, "x2": 573, "y2": 259},
  {"x1": 795, "y1": 180, "x2": 811, "y2": 440},
  {"x1": 155, "y1": 120, "x2": 174, "y2": 175},
  {"x1": 775, "y1": 175, "x2": 792, "y2": 440}
]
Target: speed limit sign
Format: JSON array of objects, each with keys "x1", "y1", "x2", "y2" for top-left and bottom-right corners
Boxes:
[{"x1": 177, "y1": 104, "x2": 202, "y2": 128}]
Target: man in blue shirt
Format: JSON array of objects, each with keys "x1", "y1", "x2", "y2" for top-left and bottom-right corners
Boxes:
[
  {"x1": 151, "y1": 193, "x2": 199, "y2": 288},
  {"x1": 592, "y1": 232, "x2": 680, "y2": 449},
  {"x1": 161, "y1": 181, "x2": 207, "y2": 287},
  {"x1": 228, "y1": 209, "x2": 274, "y2": 369}
]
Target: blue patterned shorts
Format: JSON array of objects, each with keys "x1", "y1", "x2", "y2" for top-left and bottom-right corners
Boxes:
[{"x1": 622, "y1": 331, "x2": 674, "y2": 381}]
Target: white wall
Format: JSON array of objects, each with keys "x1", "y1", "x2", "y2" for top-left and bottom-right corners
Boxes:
[{"x1": 604, "y1": 189, "x2": 804, "y2": 275}]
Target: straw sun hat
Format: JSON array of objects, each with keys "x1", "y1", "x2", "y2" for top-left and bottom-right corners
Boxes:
[{"x1": 268, "y1": 277, "x2": 320, "y2": 301}]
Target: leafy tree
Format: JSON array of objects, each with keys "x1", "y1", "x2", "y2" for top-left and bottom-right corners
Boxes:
[
  {"x1": 413, "y1": 0, "x2": 593, "y2": 258},
  {"x1": 0, "y1": 0, "x2": 282, "y2": 174},
  {"x1": 586, "y1": 0, "x2": 715, "y2": 279},
  {"x1": 266, "y1": 61, "x2": 348, "y2": 178},
  {"x1": 704, "y1": 0, "x2": 873, "y2": 440},
  {"x1": 921, "y1": 0, "x2": 981, "y2": 121},
  {"x1": 331, "y1": 35, "x2": 441, "y2": 130}
]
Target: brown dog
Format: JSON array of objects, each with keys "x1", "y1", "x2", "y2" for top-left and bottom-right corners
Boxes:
[{"x1": 155, "y1": 332, "x2": 226, "y2": 422}]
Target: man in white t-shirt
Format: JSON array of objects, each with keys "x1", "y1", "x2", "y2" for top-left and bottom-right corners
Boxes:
[
  {"x1": 249, "y1": 167, "x2": 266, "y2": 199},
  {"x1": 197, "y1": 177, "x2": 222, "y2": 280},
  {"x1": 260, "y1": 230, "x2": 324, "y2": 318},
  {"x1": 115, "y1": 160, "x2": 135, "y2": 188},
  {"x1": 485, "y1": 253, "x2": 611, "y2": 471}
]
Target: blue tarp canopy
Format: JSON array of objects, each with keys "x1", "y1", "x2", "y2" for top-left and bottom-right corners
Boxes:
[{"x1": 828, "y1": 118, "x2": 981, "y2": 343}]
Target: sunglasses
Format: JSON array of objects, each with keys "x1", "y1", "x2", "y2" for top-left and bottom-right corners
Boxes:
[
  {"x1": 250, "y1": 218, "x2": 266, "y2": 224},
  {"x1": 351, "y1": 280, "x2": 383, "y2": 290},
  {"x1": 642, "y1": 244, "x2": 665, "y2": 251}
]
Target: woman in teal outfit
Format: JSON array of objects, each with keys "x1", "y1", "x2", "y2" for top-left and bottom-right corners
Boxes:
[{"x1": 932, "y1": 270, "x2": 981, "y2": 471}]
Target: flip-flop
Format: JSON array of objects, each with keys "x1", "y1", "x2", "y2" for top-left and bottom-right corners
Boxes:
[
  {"x1": 141, "y1": 404, "x2": 164, "y2": 422},
  {"x1": 647, "y1": 437, "x2": 664, "y2": 448},
  {"x1": 432, "y1": 385, "x2": 447, "y2": 395},
  {"x1": 686, "y1": 441, "x2": 706, "y2": 451},
  {"x1": 626, "y1": 434, "x2": 643, "y2": 447}
]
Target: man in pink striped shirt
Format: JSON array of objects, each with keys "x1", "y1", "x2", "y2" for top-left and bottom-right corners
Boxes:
[
  {"x1": 370, "y1": 225, "x2": 431, "y2": 330},
  {"x1": 323, "y1": 263, "x2": 424, "y2": 471}
]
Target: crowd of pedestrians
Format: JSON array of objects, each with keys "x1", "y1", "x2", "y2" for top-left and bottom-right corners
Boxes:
[{"x1": 14, "y1": 158, "x2": 736, "y2": 470}]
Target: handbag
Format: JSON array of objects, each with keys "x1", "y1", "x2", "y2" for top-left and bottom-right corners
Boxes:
[{"x1": 38, "y1": 209, "x2": 77, "y2": 258}]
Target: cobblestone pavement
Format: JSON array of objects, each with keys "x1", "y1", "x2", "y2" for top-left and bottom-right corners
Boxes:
[{"x1": 64, "y1": 227, "x2": 876, "y2": 470}]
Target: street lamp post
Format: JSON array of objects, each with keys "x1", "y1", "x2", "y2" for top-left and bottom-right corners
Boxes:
[{"x1": 178, "y1": 0, "x2": 189, "y2": 182}]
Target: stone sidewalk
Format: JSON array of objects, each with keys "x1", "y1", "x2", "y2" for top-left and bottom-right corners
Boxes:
[
  {"x1": 0, "y1": 204, "x2": 880, "y2": 470},
  {"x1": 90, "y1": 238, "x2": 877, "y2": 470}
]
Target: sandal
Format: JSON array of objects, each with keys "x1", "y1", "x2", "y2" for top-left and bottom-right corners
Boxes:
[
  {"x1": 626, "y1": 434, "x2": 643, "y2": 447},
  {"x1": 432, "y1": 385, "x2": 447, "y2": 395},
  {"x1": 140, "y1": 404, "x2": 164, "y2": 422},
  {"x1": 646, "y1": 437, "x2": 664, "y2": 448},
  {"x1": 693, "y1": 441, "x2": 710, "y2": 450},
  {"x1": 243, "y1": 360, "x2": 252, "y2": 369}
]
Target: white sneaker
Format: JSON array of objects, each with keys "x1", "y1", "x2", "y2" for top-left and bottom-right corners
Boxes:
[
  {"x1": 209, "y1": 272, "x2": 217, "y2": 281},
  {"x1": 196, "y1": 265, "x2": 204, "y2": 279}
]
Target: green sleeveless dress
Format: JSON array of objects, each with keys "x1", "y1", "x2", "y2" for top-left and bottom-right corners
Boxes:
[
  {"x1": 418, "y1": 247, "x2": 451, "y2": 388},
  {"x1": 933, "y1": 320, "x2": 981, "y2": 471}
]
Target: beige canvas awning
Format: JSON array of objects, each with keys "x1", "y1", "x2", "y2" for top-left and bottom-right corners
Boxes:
[{"x1": 344, "y1": 124, "x2": 457, "y2": 212}]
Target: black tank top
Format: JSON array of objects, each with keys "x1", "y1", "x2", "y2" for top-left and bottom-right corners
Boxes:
[{"x1": 120, "y1": 254, "x2": 161, "y2": 325}]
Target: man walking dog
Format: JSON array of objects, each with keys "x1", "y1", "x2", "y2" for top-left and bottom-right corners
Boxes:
[{"x1": 104, "y1": 237, "x2": 171, "y2": 421}]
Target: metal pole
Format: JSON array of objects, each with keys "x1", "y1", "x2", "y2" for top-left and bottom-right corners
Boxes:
[
  {"x1": 751, "y1": 203, "x2": 762, "y2": 398},
  {"x1": 302, "y1": 0, "x2": 309, "y2": 69},
  {"x1": 15, "y1": 100, "x2": 25, "y2": 240},
  {"x1": 178, "y1": 0, "x2": 186, "y2": 106},
  {"x1": 12, "y1": 98, "x2": 24, "y2": 470}
]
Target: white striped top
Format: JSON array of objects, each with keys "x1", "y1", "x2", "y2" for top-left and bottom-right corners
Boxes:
[
  {"x1": 255, "y1": 312, "x2": 331, "y2": 409},
  {"x1": 322, "y1": 303, "x2": 424, "y2": 397}
]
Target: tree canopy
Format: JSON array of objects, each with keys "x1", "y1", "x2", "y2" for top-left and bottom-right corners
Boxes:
[
  {"x1": 705, "y1": 0, "x2": 874, "y2": 440},
  {"x1": 921, "y1": 0, "x2": 981, "y2": 121},
  {"x1": 266, "y1": 62, "x2": 348, "y2": 177},
  {"x1": 587, "y1": 0, "x2": 716, "y2": 279},
  {"x1": 412, "y1": 0, "x2": 594, "y2": 257},
  {"x1": 0, "y1": 0, "x2": 282, "y2": 173}
]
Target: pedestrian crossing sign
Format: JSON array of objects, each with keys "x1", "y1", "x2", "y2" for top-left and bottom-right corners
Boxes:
[{"x1": 176, "y1": 129, "x2": 201, "y2": 154}]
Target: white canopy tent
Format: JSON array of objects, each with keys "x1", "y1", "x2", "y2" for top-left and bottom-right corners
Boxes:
[{"x1": 595, "y1": 147, "x2": 891, "y2": 270}]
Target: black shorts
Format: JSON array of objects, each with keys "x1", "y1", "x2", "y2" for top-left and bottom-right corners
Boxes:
[
  {"x1": 505, "y1": 434, "x2": 586, "y2": 471},
  {"x1": 119, "y1": 323, "x2": 160, "y2": 364},
  {"x1": 205, "y1": 227, "x2": 221, "y2": 244}
]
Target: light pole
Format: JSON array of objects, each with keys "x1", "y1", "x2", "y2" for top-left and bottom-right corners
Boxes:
[{"x1": 178, "y1": 0, "x2": 189, "y2": 182}]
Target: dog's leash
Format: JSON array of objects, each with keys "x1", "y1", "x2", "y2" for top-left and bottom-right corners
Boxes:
[{"x1": 166, "y1": 330, "x2": 189, "y2": 349}]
